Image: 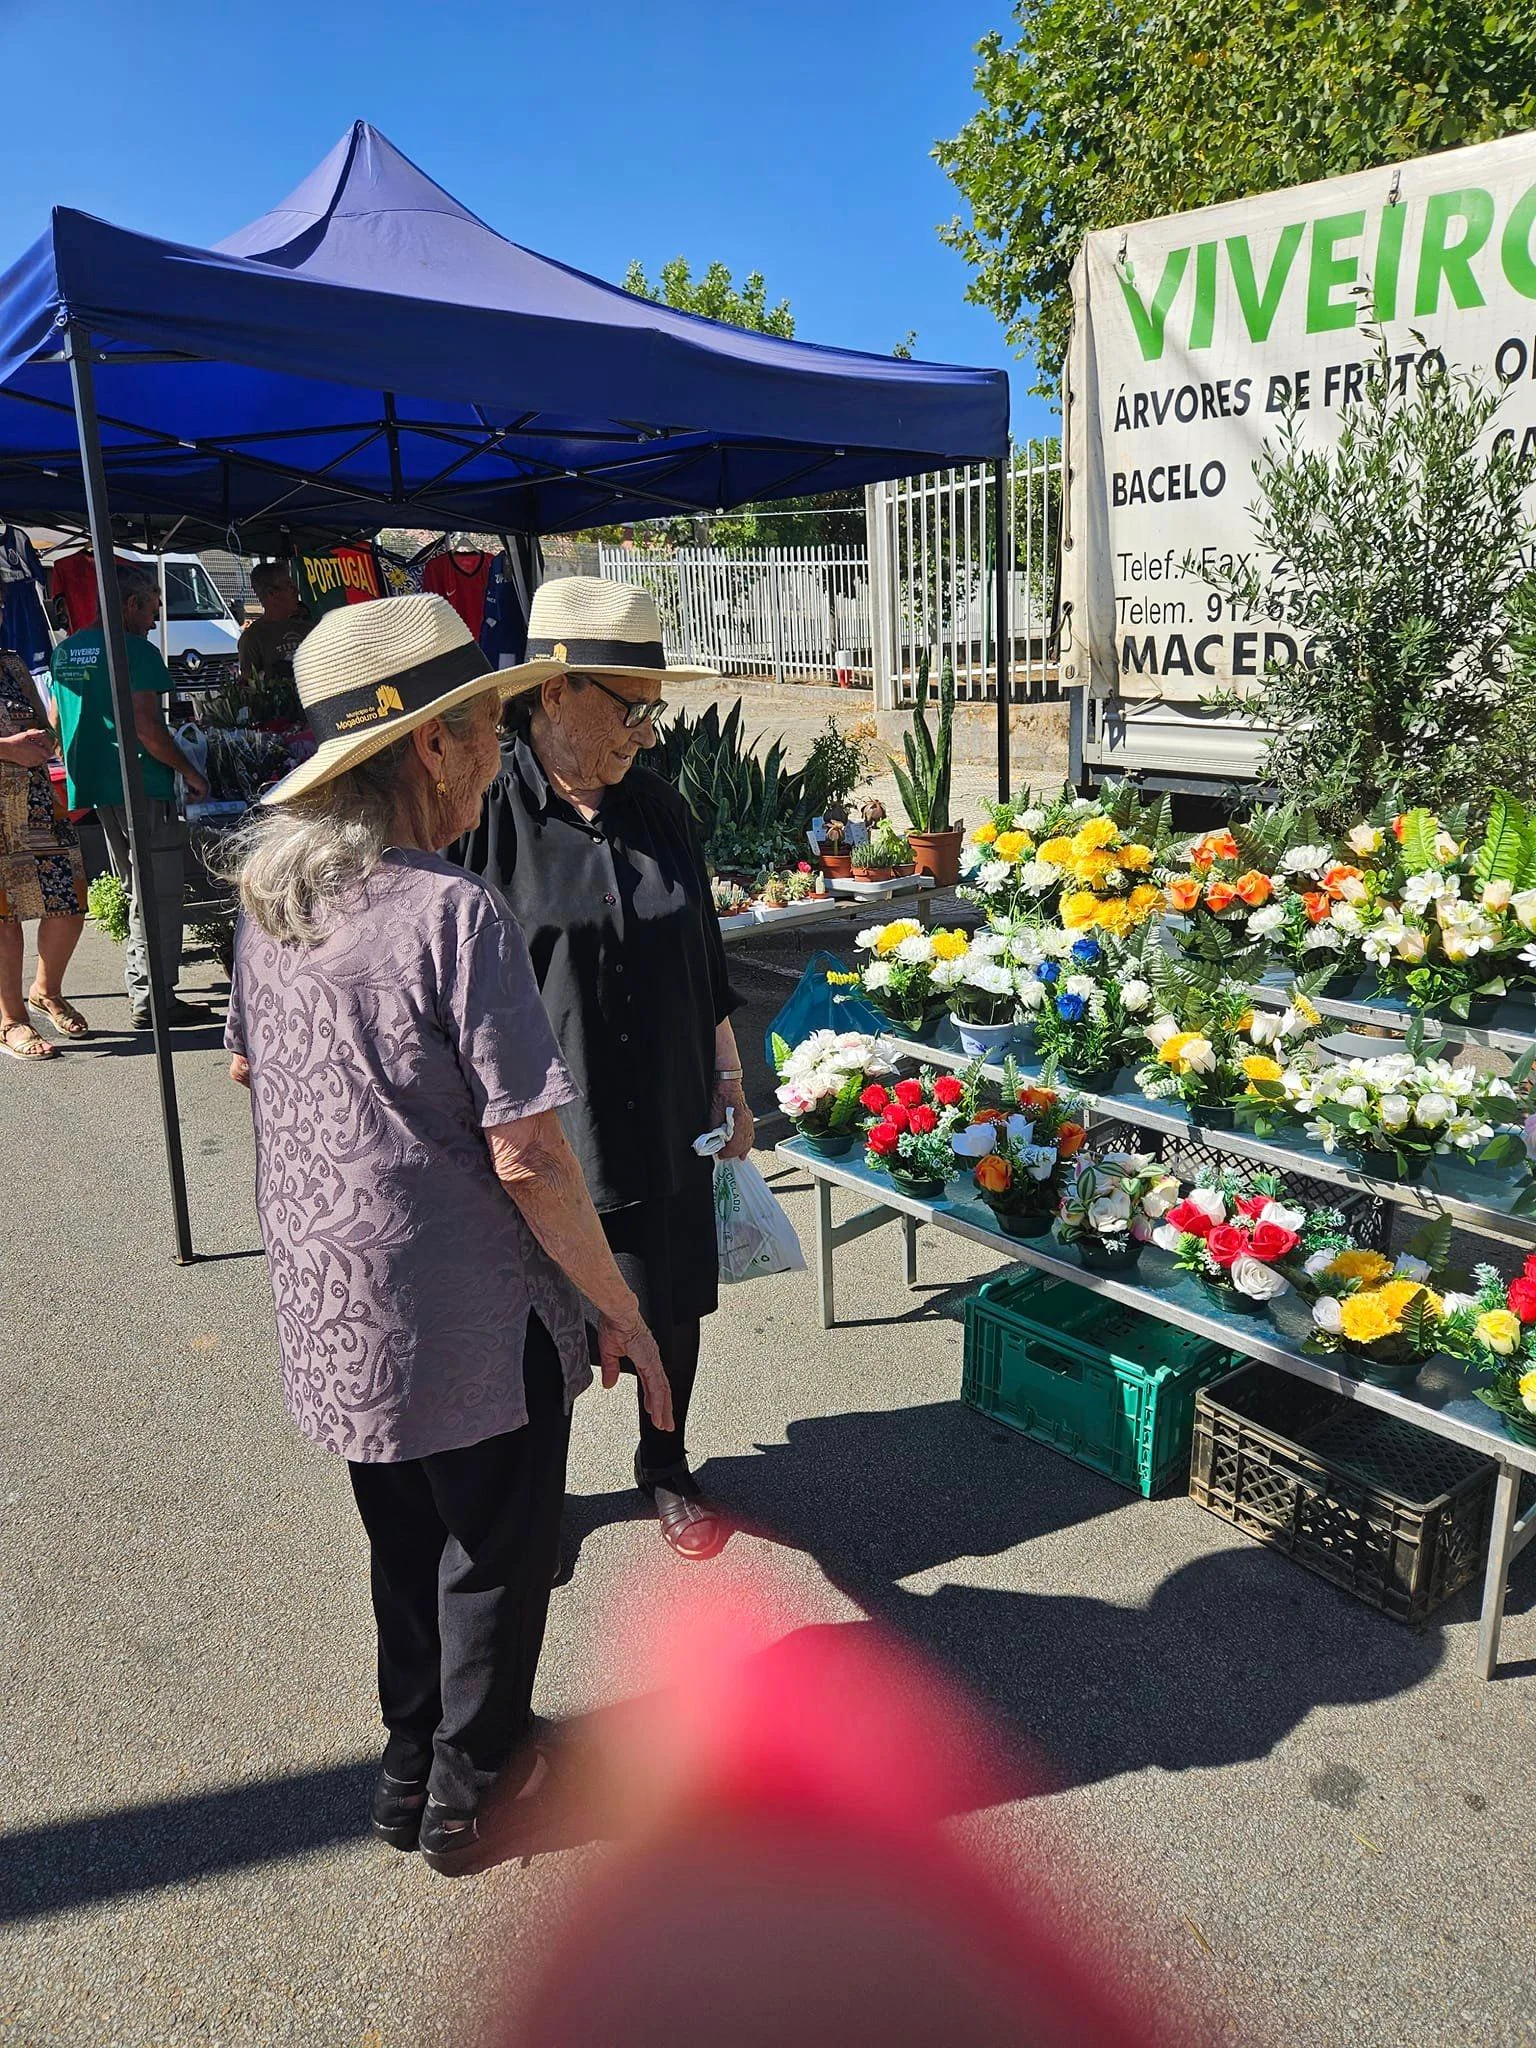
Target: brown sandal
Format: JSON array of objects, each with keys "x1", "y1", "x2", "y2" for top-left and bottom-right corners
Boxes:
[
  {"x1": 27, "y1": 988, "x2": 89, "y2": 1038},
  {"x1": 2, "y1": 1020, "x2": 58, "y2": 1060}
]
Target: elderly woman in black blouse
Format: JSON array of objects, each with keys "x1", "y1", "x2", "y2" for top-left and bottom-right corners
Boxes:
[{"x1": 457, "y1": 578, "x2": 752, "y2": 1561}]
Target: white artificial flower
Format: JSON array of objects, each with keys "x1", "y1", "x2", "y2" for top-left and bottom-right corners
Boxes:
[
  {"x1": 1005, "y1": 1113, "x2": 1036, "y2": 1146},
  {"x1": 1246, "y1": 1010, "x2": 1284, "y2": 1046},
  {"x1": 1394, "y1": 928, "x2": 1428, "y2": 963},
  {"x1": 1281, "y1": 845, "x2": 1332, "y2": 875},
  {"x1": 1246, "y1": 903, "x2": 1287, "y2": 936},
  {"x1": 1312, "y1": 1295, "x2": 1345, "y2": 1334},
  {"x1": 974, "y1": 860, "x2": 1010, "y2": 890},
  {"x1": 963, "y1": 958, "x2": 1014, "y2": 997},
  {"x1": 1337, "y1": 1085, "x2": 1369, "y2": 1110},
  {"x1": 1088, "y1": 1188, "x2": 1133, "y2": 1230},
  {"x1": 930, "y1": 958, "x2": 967, "y2": 991},
  {"x1": 863, "y1": 961, "x2": 894, "y2": 991},
  {"x1": 1433, "y1": 830, "x2": 1460, "y2": 862},
  {"x1": 1377, "y1": 1092, "x2": 1412, "y2": 1129},
  {"x1": 1347, "y1": 823, "x2": 1384, "y2": 855},
  {"x1": 1511, "y1": 888, "x2": 1536, "y2": 933},
  {"x1": 1018, "y1": 859, "x2": 1059, "y2": 891},
  {"x1": 1441, "y1": 1291, "x2": 1476, "y2": 1316},
  {"x1": 895, "y1": 934, "x2": 935, "y2": 965},
  {"x1": 1482, "y1": 879, "x2": 1514, "y2": 913},
  {"x1": 1186, "y1": 1186, "x2": 1228, "y2": 1222},
  {"x1": 1018, "y1": 977, "x2": 1047, "y2": 1012},
  {"x1": 1257, "y1": 1200, "x2": 1307, "y2": 1233},
  {"x1": 1415, "y1": 1091, "x2": 1454, "y2": 1129},
  {"x1": 950, "y1": 1123, "x2": 998, "y2": 1158},
  {"x1": 1152, "y1": 1221, "x2": 1185, "y2": 1252},
  {"x1": 1020, "y1": 1143, "x2": 1059, "y2": 1182},
  {"x1": 1181, "y1": 1035, "x2": 1217, "y2": 1073},
  {"x1": 1118, "y1": 978, "x2": 1152, "y2": 1012},
  {"x1": 1302, "y1": 924, "x2": 1348, "y2": 952},
  {"x1": 1064, "y1": 973, "x2": 1098, "y2": 1001},
  {"x1": 1144, "y1": 1013, "x2": 1180, "y2": 1049},
  {"x1": 855, "y1": 925, "x2": 885, "y2": 952},
  {"x1": 1403, "y1": 870, "x2": 1449, "y2": 911},
  {"x1": 1303, "y1": 1249, "x2": 1335, "y2": 1277},
  {"x1": 1329, "y1": 902, "x2": 1363, "y2": 936},
  {"x1": 1392, "y1": 1254, "x2": 1431, "y2": 1283},
  {"x1": 1230, "y1": 1255, "x2": 1290, "y2": 1302},
  {"x1": 1017, "y1": 807, "x2": 1046, "y2": 833},
  {"x1": 1139, "y1": 1179, "x2": 1179, "y2": 1220}
]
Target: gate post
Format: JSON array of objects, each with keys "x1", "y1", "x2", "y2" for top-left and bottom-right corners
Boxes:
[{"x1": 866, "y1": 482, "x2": 897, "y2": 710}]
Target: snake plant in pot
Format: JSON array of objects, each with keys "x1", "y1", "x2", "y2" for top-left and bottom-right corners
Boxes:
[{"x1": 892, "y1": 652, "x2": 962, "y2": 886}]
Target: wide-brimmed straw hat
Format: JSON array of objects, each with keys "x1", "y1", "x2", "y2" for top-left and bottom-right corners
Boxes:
[
  {"x1": 262, "y1": 592, "x2": 509, "y2": 805},
  {"x1": 495, "y1": 574, "x2": 715, "y2": 688}
]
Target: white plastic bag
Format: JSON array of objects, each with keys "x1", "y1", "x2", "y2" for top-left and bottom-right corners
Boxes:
[{"x1": 713, "y1": 1157, "x2": 806, "y2": 1285}]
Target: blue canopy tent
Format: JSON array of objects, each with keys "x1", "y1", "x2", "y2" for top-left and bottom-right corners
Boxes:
[{"x1": 0, "y1": 123, "x2": 1010, "y2": 1257}]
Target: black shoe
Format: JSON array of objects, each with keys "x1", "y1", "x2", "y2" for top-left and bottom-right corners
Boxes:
[
  {"x1": 371, "y1": 1765, "x2": 429, "y2": 1851},
  {"x1": 634, "y1": 1449, "x2": 727, "y2": 1562},
  {"x1": 129, "y1": 997, "x2": 207, "y2": 1030},
  {"x1": 418, "y1": 1742, "x2": 553, "y2": 1878}
]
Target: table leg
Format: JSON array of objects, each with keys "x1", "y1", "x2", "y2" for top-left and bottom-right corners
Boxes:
[
  {"x1": 904, "y1": 1213, "x2": 920, "y2": 1289},
  {"x1": 817, "y1": 1176, "x2": 836, "y2": 1330},
  {"x1": 1476, "y1": 1461, "x2": 1521, "y2": 1680}
]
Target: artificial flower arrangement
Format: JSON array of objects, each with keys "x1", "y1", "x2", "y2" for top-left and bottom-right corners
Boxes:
[
  {"x1": 949, "y1": 1075, "x2": 1087, "y2": 1236},
  {"x1": 1053, "y1": 1147, "x2": 1180, "y2": 1271},
  {"x1": 1040, "y1": 813, "x2": 1165, "y2": 941},
  {"x1": 1028, "y1": 929, "x2": 1154, "y2": 1089},
  {"x1": 771, "y1": 1030, "x2": 891, "y2": 1157},
  {"x1": 1161, "y1": 823, "x2": 1286, "y2": 979},
  {"x1": 961, "y1": 784, "x2": 1169, "y2": 924},
  {"x1": 926, "y1": 927, "x2": 1024, "y2": 1057},
  {"x1": 851, "y1": 920, "x2": 968, "y2": 1034},
  {"x1": 1135, "y1": 961, "x2": 1326, "y2": 1132},
  {"x1": 1152, "y1": 1168, "x2": 1354, "y2": 1315},
  {"x1": 1440, "y1": 1254, "x2": 1536, "y2": 1444},
  {"x1": 1301, "y1": 1223, "x2": 1455, "y2": 1385},
  {"x1": 862, "y1": 1067, "x2": 981, "y2": 1196},
  {"x1": 1281, "y1": 1018, "x2": 1523, "y2": 1180}
]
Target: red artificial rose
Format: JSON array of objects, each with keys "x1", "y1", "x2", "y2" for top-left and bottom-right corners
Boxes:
[
  {"x1": 893, "y1": 1078, "x2": 925, "y2": 1107},
  {"x1": 867, "y1": 1123, "x2": 901, "y2": 1155},
  {"x1": 1205, "y1": 1224, "x2": 1247, "y2": 1268},
  {"x1": 1508, "y1": 1275, "x2": 1536, "y2": 1323},
  {"x1": 932, "y1": 1074, "x2": 964, "y2": 1107},
  {"x1": 1165, "y1": 1199, "x2": 1215, "y2": 1239},
  {"x1": 1524, "y1": 1253, "x2": 1536, "y2": 1280},
  {"x1": 907, "y1": 1103, "x2": 938, "y2": 1135},
  {"x1": 859, "y1": 1083, "x2": 890, "y2": 1113},
  {"x1": 1249, "y1": 1221, "x2": 1300, "y2": 1262},
  {"x1": 1233, "y1": 1194, "x2": 1269, "y2": 1220},
  {"x1": 884, "y1": 1103, "x2": 911, "y2": 1132}
]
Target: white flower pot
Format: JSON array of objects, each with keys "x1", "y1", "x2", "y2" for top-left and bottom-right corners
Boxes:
[{"x1": 950, "y1": 1013, "x2": 1019, "y2": 1060}]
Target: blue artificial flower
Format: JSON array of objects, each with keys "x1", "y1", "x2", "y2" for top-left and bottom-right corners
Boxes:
[
  {"x1": 1070, "y1": 936, "x2": 1101, "y2": 965},
  {"x1": 1036, "y1": 959, "x2": 1060, "y2": 985},
  {"x1": 1056, "y1": 992, "x2": 1087, "y2": 1023}
]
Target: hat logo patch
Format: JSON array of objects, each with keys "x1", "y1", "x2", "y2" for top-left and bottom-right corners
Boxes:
[
  {"x1": 376, "y1": 683, "x2": 404, "y2": 716},
  {"x1": 552, "y1": 642, "x2": 567, "y2": 663}
]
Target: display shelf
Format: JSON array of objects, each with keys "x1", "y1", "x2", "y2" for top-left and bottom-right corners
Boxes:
[{"x1": 1250, "y1": 965, "x2": 1536, "y2": 1059}]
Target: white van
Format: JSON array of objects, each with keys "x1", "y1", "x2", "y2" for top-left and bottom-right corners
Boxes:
[{"x1": 119, "y1": 549, "x2": 244, "y2": 693}]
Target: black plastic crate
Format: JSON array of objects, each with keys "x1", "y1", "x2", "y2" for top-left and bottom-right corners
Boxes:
[{"x1": 1189, "y1": 1362, "x2": 1496, "y2": 1621}]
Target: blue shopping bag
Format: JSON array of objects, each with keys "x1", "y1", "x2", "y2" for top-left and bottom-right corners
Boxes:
[{"x1": 764, "y1": 950, "x2": 887, "y2": 1069}]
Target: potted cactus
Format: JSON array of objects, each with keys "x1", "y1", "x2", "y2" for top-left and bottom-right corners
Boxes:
[
  {"x1": 892, "y1": 652, "x2": 962, "y2": 887},
  {"x1": 817, "y1": 816, "x2": 854, "y2": 879}
]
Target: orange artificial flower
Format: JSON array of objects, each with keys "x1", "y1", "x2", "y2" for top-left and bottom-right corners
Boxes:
[
  {"x1": 1056, "y1": 1121, "x2": 1087, "y2": 1158},
  {"x1": 1302, "y1": 890, "x2": 1333, "y2": 924},
  {"x1": 1321, "y1": 862, "x2": 1363, "y2": 897},
  {"x1": 1204, "y1": 879, "x2": 1238, "y2": 913},
  {"x1": 1192, "y1": 828, "x2": 1240, "y2": 869},
  {"x1": 972, "y1": 1107, "x2": 1010, "y2": 1127},
  {"x1": 1016, "y1": 1085, "x2": 1057, "y2": 1115},
  {"x1": 975, "y1": 1154, "x2": 1013, "y2": 1194},
  {"x1": 1391, "y1": 814, "x2": 1406, "y2": 841},
  {"x1": 1165, "y1": 875, "x2": 1202, "y2": 912},
  {"x1": 1234, "y1": 869, "x2": 1273, "y2": 907}
]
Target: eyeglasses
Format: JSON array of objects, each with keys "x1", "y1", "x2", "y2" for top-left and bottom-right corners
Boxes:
[{"x1": 578, "y1": 672, "x2": 668, "y2": 728}]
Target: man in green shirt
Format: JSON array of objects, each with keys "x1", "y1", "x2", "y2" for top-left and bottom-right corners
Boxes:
[{"x1": 51, "y1": 562, "x2": 210, "y2": 1027}]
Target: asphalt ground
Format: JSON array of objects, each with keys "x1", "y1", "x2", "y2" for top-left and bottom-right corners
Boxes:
[{"x1": 2, "y1": 919, "x2": 1533, "y2": 2048}]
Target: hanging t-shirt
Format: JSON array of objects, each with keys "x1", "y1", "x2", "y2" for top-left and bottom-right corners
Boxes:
[
  {"x1": 51, "y1": 625, "x2": 176, "y2": 808},
  {"x1": 49, "y1": 552, "x2": 102, "y2": 633},
  {"x1": 479, "y1": 555, "x2": 531, "y2": 669},
  {"x1": 0, "y1": 526, "x2": 52, "y2": 669},
  {"x1": 423, "y1": 550, "x2": 491, "y2": 639},
  {"x1": 295, "y1": 544, "x2": 384, "y2": 617}
]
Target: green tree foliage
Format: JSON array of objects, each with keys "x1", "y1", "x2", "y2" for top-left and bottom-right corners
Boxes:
[
  {"x1": 936, "y1": 0, "x2": 1536, "y2": 395},
  {"x1": 1201, "y1": 346, "x2": 1536, "y2": 819},
  {"x1": 622, "y1": 257, "x2": 795, "y2": 337}
]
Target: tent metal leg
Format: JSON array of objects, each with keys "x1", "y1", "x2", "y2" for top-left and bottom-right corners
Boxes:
[
  {"x1": 66, "y1": 321, "x2": 194, "y2": 1265},
  {"x1": 993, "y1": 456, "x2": 1009, "y2": 804}
]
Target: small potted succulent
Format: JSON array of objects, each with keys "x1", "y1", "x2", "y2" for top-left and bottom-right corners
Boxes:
[
  {"x1": 1053, "y1": 1149, "x2": 1180, "y2": 1272},
  {"x1": 853, "y1": 822, "x2": 916, "y2": 882},
  {"x1": 816, "y1": 816, "x2": 854, "y2": 880},
  {"x1": 711, "y1": 876, "x2": 755, "y2": 929}
]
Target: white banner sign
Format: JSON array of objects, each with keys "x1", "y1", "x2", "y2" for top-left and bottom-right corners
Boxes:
[{"x1": 1063, "y1": 130, "x2": 1536, "y2": 701}]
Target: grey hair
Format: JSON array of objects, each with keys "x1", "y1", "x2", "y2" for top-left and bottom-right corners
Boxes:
[
  {"x1": 117, "y1": 562, "x2": 159, "y2": 605},
  {"x1": 220, "y1": 701, "x2": 483, "y2": 945}
]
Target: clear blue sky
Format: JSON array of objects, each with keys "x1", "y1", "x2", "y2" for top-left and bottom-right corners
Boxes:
[{"x1": 0, "y1": 0, "x2": 1054, "y2": 446}]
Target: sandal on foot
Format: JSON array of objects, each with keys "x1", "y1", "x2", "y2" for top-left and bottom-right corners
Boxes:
[
  {"x1": 26, "y1": 989, "x2": 89, "y2": 1038},
  {"x1": 1, "y1": 1021, "x2": 58, "y2": 1060}
]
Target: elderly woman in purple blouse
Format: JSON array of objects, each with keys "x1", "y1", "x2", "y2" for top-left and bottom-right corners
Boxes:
[{"x1": 224, "y1": 594, "x2": 670, "y2": 1878}]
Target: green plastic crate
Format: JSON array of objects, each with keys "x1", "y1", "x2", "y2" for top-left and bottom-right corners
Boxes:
[{"x1": 962, "y1": 1271, "x2": 1241, "y2": 1496}]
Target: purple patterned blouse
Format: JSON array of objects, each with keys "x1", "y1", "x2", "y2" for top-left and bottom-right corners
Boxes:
[{"x1": 226, "y1": 849, "x2": 591, "y2": 1462}]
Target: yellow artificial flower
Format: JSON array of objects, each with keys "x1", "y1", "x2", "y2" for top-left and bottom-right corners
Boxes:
[
  {"x1": 1038, "y1": 835, "x2": 1076, "y2": 868},
  {"x1": 1117, "y1": 842, "x2": 1153, "y2": 871},
  {"x1": 1235, "y1": 1010, "x2": 1255, "y2": 1033},
  {"x1": 1292, "y1": 993, "x2": 1322, "y2": 1027},
  {"x1": 1339, "y1": 1295, "x2": 1394, "y2": 1344},
  {"x1": 1477, "y1": 1308, "x2": 1523, "y2": 1356},
  {"x1": 1096, "y1": 899, "x2": 1135, "y2": 937},
  {"x1": 995, "y1": 830, "x2": 1032, "y2": 862},
  {"x1": 1060, "y1": 891, "x2": 1099, "y2": 929},
  {"x1": 929, "y1": 928, "x2": 970, "y2": 962},
  {"x1": 971, "y1": 822, "x2": 998, "y2": 846},
  {"x1": 1072, "y1": 848, "x2": 1117, "y2": 885},
  {"x1": 1326, "y1": 1249, "x2": 1393, "y2": 1285},
  {"x1": 874, "y1": 920, "x2": 921, "y2": 956},
  {"x1": 1240, "y1": 1055, "x2": 1284, "y2": 1084},
  {"x1": 1377, "y1": 1279, "x2": 1443, "y2": 1321},
  {"x1": 825, "y1": 969, "x2": 862, "y2": 986},
  {"x1": 1071, "y1": 816, "x2": 1120, "y2": 852},
  {"x1": 1128, "y1": 884, "x2": 1163, "y2": 916},
  {"x1": 1157, "y1": 1031, "x2": 1200, "y2": 1071},
  {"x1": 1519, "y1": 1369, "x2": 1536, "y2": 1415}
]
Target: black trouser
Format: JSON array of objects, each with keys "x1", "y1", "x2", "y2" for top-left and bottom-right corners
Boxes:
[
  {"x1": 633, "y1": 1317, "x2": 702, "y2": 1477},
  {"x1": 346, "y1": 1316, "x2": 571, "y2": 1813},
  {"x1": 600, "y1": 1170, "x2": 716, "y2": 1483}
]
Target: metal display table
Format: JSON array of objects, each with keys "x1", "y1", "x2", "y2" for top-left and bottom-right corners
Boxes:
[
  {"x1": 778, "y1": 1135, "x2": 1536, "y2": 1678},
  {"x1": 1249, "y1": 966, "x2": 1536, "y2": 1060},
  {"x1": 719, "y1": 873, "x2": 935, "y2": 949}
]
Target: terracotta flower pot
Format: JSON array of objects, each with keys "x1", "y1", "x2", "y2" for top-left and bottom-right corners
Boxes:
[
  {"x1": 909, "y1": 830, "x2": 963, "y2": 887},
  {"x1": 818, "y1": 851, "x2": 853, "y2": 879}
]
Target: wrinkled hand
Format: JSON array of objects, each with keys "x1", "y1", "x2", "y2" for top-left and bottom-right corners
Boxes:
[
  {"x1": 714, "y1": 1078, "x2": 755, "y2": 1161},
  {"x1": 1, "y1": 728, "x2": 55, "y2": 769},
  {"x1": 597, "y1": 1310, "x2": 673, "y2": 1434},
  {"x1": 229, "y1": 1054, "x2": 251, "y2": 1090}
]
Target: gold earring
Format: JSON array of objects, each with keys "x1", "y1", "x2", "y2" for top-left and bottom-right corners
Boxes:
[{"x1": 435, "y1": 778, "x2": 447, "y2": 795}]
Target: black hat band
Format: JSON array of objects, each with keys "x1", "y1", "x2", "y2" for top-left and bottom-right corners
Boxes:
[
  {"x1": 306, "y1": 641, "x2": 492, "y2": 746},
  {"x1": 527, "y1": 635, "x2": 665, "y2": 670}
]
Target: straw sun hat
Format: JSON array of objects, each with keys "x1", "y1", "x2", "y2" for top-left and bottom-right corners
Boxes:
[{"x1": 264, "y1": 577, "x2": 710, "y2": 805}]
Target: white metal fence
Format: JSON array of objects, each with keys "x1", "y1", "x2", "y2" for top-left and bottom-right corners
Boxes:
[
  {"x1": 598, "y1": 544, "x2": 872, "y2": 684},
  {"x1": 866, "y1": 439, "x2": 1061, "y2": 709}
]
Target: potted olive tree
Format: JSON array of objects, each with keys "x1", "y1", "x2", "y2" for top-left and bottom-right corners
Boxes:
[{"x1": 892, "y1": 652, "x2": 961, "y2": 886}]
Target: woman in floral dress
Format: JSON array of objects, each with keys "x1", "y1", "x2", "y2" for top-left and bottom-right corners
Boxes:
[{"x1": 0, "y1": 650, "x2": 88, "y2": 1058}]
